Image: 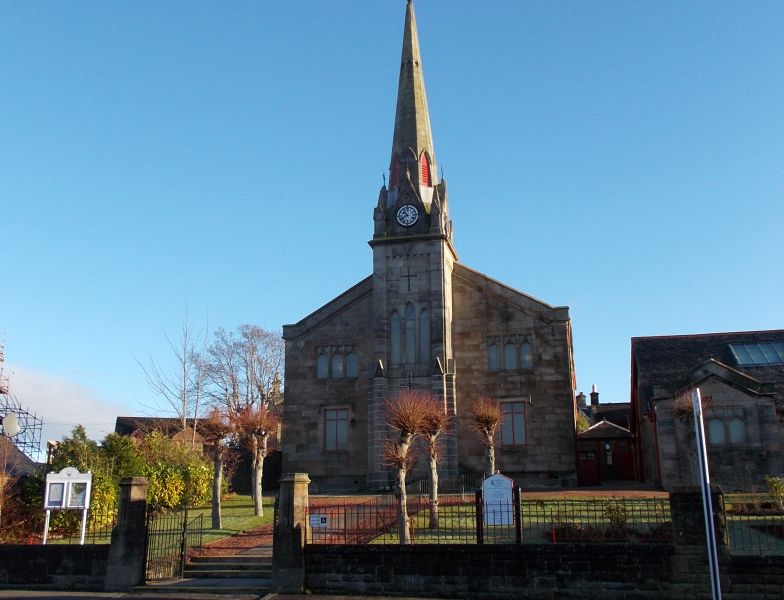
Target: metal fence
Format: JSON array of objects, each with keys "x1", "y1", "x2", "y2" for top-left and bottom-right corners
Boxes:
[
  {"x1": 145, "y1": 506, "x2": 204, "y2": 581},
  {"x1": 306, "y1": 493, "x2": 671, "y2": 545},
  {"x1": 0, "y1": 501, "x2": 118, "y2": 545},
  {"x1": 726, "y1": 493, "x2": 784, "y2": 555}
]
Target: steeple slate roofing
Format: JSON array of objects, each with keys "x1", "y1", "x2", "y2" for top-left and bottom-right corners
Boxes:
[{"x1": 390, "y1": 0, "x2": 436, "y2": 180}]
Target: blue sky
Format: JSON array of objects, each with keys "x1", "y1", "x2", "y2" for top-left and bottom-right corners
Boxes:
[{"x1": 2, "y1": 1, "x2": 782, "y2": 452}]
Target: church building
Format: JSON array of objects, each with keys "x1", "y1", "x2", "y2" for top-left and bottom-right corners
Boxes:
[{"x1": 282, "y1": 1, "x2": 577, "y2": 492}]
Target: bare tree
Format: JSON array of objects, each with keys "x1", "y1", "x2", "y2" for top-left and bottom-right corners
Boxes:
[
  {"x1": 469, "y1": 395, "x2": 503, "y2": 477},
  {"x1": 205, "y1": 324, "x2": 283, "y2": 516},
  {"x1": 420, "y1": 395, "x2": 449, "y2": 529},
  {"x1": 138, "y1": 310, "x2": 208, "y2": 447},
  {"x1": 384, "y1": 391, "x2": 427, "y2": 544},
  {"x1": 202, "y1": 408, "x2": 233, "y2": 529}
]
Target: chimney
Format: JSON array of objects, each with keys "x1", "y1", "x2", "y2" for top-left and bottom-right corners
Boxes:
[
  {"x1": 590, "y1": 384, "x2": 599, "y2": 407},
  {"x1": 576, "y1": 392, "x2": 586, "y2": 408}
]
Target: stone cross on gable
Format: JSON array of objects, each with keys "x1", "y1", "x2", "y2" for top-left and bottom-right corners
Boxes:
[{"x1": 401, "y1": 266, "x2": 417, "y2": 291}]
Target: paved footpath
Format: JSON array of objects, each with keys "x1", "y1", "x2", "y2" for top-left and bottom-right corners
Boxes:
[{"x1": 0, "y1": 593, "x2": 445, "y2": 600}]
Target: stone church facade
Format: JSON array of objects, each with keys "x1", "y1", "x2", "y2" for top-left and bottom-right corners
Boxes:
[{"x1": 282, "y1": 1, "x2": 577, "y2": 492}]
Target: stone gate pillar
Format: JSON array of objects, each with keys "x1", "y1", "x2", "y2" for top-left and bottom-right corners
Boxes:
[
  {"x1": 272, "y1": 473, "x2": 310, "y2": 593},
  {"x1": 105, "y1": 477, "x2": 148, "y2": 591}
]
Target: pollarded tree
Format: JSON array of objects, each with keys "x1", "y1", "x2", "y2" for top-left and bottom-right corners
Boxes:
[
  {"x1": 469, "y1": 395, "x2": 503, "y2": 477},
  {"x1": 202, "y1": 408, "x2": 233, "y2": 529},
  {"x1": 384, "y1": 391, "x2": 428, "y2": 544},
  {"x1": 419, "y1": 395, "x2": 449, "y2": 529},
  {"x1": 231, "y1": 404, "x2": 279, "y2": 517}
]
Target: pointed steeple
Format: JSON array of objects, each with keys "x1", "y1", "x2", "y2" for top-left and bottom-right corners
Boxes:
[{"x1": 389, "y1": 0, "x2": 437, "y2": 202}]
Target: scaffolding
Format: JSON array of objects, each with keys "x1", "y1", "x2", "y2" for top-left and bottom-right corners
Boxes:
[{"x1": 0, "y1": 344, "x2": 43, "y2": 461}]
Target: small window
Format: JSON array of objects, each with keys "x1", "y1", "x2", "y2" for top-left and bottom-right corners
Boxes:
[
  {"x1": 346, "y1": 352, "x2": 358, "y2": 378},
  {"x1": 519, "y1": 342, "x2": 533, "y2": 369},
  {"x1": 331, "y1": 354, "x2": 344, "y2": 379},
  {"x1": 488, "y1": 344, "x2": 500, "y2": 371},
  {"x1": 325, "y1": 408, "x2": 348, "y2": 451},
  {"x1": 390, "y1": 312, "x2": 401, "y2": 365},
  {"x1": 728, "y1": 418, "x2": 746, "y2": 443},
  {"x1": 503, "y1": 343, "x2": 517, "y2": 370},
  {"x1": 708, "y1": 419, "x2": 725, "y2": 444},
  {"x1": 316, "y1": 354, "x2": 328, "y2": 379},
  {"x1": 501, "y1": 401, "x2": 525, "y2": 445}
]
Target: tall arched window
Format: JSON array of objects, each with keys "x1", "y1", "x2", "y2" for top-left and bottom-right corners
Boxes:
[
  {"x1": 405, "y1": 303, "x2": 416, "y2": 364},
  {"x1": 390, "y1": 311, "x2": 401, "y2": 365},
  {"x1": 487, "y1": 344, "x2": 500, "y2": 371},
  {"x1": 504, "y1": 343, "x2": 517, "y2": 370},
  {"x1": 331, "y1": 354, "x2": 344, "y2": 379},
  {"x1": 346, "y1": 352, "x2": 358, "y2": 378},
  {"x1": 519, "y1": 342, "x2": 533, "y2": 369},
  {"x1": 418, "y1": 309, "x2": 430, "y2": 364},
  {"x1": 316, "y1": 354, "x2": 328, "y2": 379}
]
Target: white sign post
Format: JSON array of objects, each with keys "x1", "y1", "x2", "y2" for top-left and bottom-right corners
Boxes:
[
  {"x1": 692, "y1": 388, "x2": 722, "y2": 600},
  {"x1": 43, "y1": 467, "x2": 92, "y2": 545}
]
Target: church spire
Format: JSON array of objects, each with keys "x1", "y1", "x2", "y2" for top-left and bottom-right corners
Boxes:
[{"x1": 389, "y1": 0, "x2": 437, "y2": 198}]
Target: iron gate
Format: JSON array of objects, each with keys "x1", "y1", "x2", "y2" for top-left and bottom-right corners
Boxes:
[{"x1": 145, "y1": 506, "x2": 203, "y2": 581}]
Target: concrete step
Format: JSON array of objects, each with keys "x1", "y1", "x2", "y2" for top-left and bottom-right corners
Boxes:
[
  {"x1": 184, "y1": 567, "x2": 272, "y2": 579},
  {"x1": 137, "y1": 577, "x2": 270, "y2": 596},
  {"x1": 188, "y1": 554, "x2": 272, "y2": 565},
  {"x1": 184, "y1": 554, "x2": 271, "y2": 579}
]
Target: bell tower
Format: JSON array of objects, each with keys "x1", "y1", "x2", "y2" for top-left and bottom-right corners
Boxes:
[{"x1": 367, "y1": 0, "x2": 458, "y2": 488}]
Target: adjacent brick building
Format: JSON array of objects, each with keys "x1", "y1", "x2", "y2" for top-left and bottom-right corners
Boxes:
[{"x1": 281, "y1": 1, "x2": 577, "y2": 492}]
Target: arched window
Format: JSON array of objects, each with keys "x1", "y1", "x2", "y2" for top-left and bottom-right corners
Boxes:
[
  {"x1": 708, "y1": 419, "x2": 725, "y2": 444},
  {"x1": 519, "y1": 342, "x2": 533, "y2": 369},
  {"x1": 316, "y1": 354, "x2": 328, "y2": 379},
  {"x1": 346, "y1": 352, "x2": 358, "y2": 378},
  {"x1": 331, "y1": 354, "x2": 344, "y2": 379},
  {"x1": 418, "y1": 309, "x2": 430, "y2": 364},
  {"x1": 487, "y1": 344, "x2": 500, "y2": 371},
  {"x1": 420, "y1": 153, "x2": 431, "y2": 187},
  {"x1": 728, "y1": 418, "x2": 746, "y2": 443},
  {"x1": 503, "y1": 343, "x2": 517, "y2": 370},
  {"x1": 390, "y1": 311, "x2": 401, "y2": 365},
  {"x1": 405, "y1": 303, "x2": 416, "y2": 364}
]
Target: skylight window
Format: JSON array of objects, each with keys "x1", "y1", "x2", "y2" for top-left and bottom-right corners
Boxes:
[{"x1": 729, "y1": 342, "x2": 784, "y2": 366}]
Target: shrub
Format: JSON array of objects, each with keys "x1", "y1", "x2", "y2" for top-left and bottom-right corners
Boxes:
[{"x1": 766, "y1": 476, "x2": 784, "y2": 511}]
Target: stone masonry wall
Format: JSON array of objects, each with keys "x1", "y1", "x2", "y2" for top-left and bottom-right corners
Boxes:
[
  {"x1": 282, "y1": 282, "x2": 374, "y2": 493},
  {"x1": 452, "y1": 265, "x2": 576, "y2": 485},
  {"x1": 0, "y1": 544, "x2": 109, "y2": 590},
  {"x1": 304, "y1": 543, "x2": 784, "y2": 600}
]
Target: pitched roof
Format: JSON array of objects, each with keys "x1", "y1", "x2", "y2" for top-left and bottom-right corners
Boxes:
[
  {"x1": 0, "y1": 436, "x2": 40, "y2": 477},
  {"x1": 632, "y1": 329, "x2": 784, "y2": 399},
  {"x1": 578, "y1": 420, "x2": 631, "y2": 440},
  {"x1": 114, "y1": 416, "x2": 198, "y2": 436}
]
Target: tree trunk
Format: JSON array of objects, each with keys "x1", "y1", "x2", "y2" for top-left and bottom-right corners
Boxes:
[
  {"x1": 486, "y1": 434, "x2": 496, "y2": 476},
  {"x1": 211, "y1": 450, "x2": 223, "y2": 530},
  {"x1": 396, "y1": 434, "x2": 413, "y2": 544},
  {"x1": 251, "y1": 435, "x2": 267, "y2": 517},
  {"x1": 428, "y1": 445, "x2": 439, "y2": 529}
]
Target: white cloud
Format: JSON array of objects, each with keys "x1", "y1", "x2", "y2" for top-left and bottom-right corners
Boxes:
[{"x1": 4, "y1": 365, "x2": 127, "y2": 456}]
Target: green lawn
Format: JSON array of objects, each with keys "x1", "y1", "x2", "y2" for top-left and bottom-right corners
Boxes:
[{"x1": 182, "y1": 494, "x2": 275, "y2": 546}]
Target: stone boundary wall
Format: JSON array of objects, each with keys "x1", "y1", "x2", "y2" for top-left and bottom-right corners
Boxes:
[
  {"x1": 0, "y1": 545, "x2": 109, "y2": 590},
  {"x1": 304, "y1": 544, "x2": 784, "y2": 600}
]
